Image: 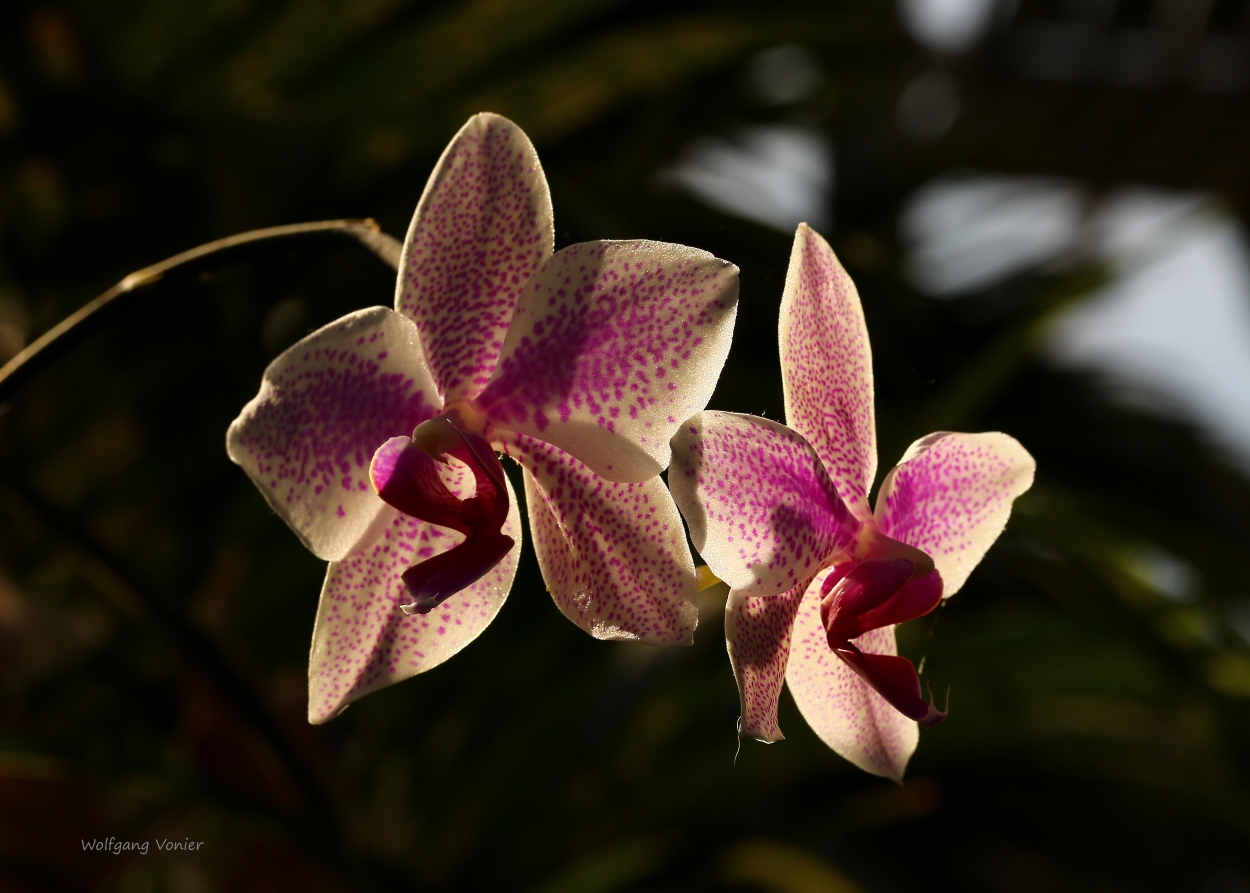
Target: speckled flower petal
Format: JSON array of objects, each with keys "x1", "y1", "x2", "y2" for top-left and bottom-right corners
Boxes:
[
  {"x1": 396, "y1": 113, "x2": 554, "y2": 405},
  {"x1": 780, "y1": 224, "x2": 877, "y2": 522},
  {"x1": 227, "y1": 307, "x2": 439, "y2": 561},
  {"x1": 668, "y1": 412, "x2": 861, "y2": 600},
  {"x1": 874, "y1": 431, "x2": 1036, "y2": 598},
  {"x1": 306, "y1": 473, "x2": 522, "y2": 724},
  {"x1": 725, "y1": 586, "x2": 805, "y2": 742},
  {"x1": 475, "y1": 241, "x2": 739, "y2": 482},
  {"x1": 507, "y1": 432, "x2": 697, "y2": 645},
  {"x1": 787, "y1": 568, "x2": 918, "y2": 781}
]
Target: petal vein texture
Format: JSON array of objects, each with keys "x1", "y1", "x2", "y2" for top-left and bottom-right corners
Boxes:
[
  {"x1": 669, "y1": 411, "x2": 860, "y2": 599},
  {"x1": 510, "y1": 433, "x2": 697, "y2": 644}
]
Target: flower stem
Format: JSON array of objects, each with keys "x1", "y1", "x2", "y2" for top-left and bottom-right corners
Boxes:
[{"x1": 0, "y1": 218, "x2": 401, "y2": 404}]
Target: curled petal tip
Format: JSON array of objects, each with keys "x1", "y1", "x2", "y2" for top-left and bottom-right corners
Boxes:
[
  {"x1": 918, "y1": 682, "x2": 950, "y2": 729},
  {"x1": 413, "y1": 416, "x2": 462, "y2": 456},
  {"x1": 371, "y1": 422, "x2": 517, "y2": 611},
  {"x1": 738, "y1": 716, "x2": 785, "y2": 744}
]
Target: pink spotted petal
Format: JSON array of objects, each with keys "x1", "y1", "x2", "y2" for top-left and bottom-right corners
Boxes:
[
  {"x1": 725, "y1": 586, "x2": 805, "y2": 742},
  {"x1": 874, "y1": 432, "x2": 1036, "y2": 598},
  {"x1": 780, "y1": 224, "x2": 878, "y2": 522},
  {"x1": 227, "y1": 307, "x2": 439, "y2": 561},
  {"x1": 307, "y1": 474, "x2": 522, "y2": 724},
  {"x1": 787, "y1": 569, "x2": 918, "y2": 781},
  {"x1": 507, "y1": 433, "x2": 698, "y2": 645},
  {"x1": 396, "y1": 113, "x2": 554, "y2": 405},
  {"x1": 668, "y1": 411, "x2": 861, "y2": 600},
  {"x1": 475, "y1": 241, "x2": 739, "y2": 482}
]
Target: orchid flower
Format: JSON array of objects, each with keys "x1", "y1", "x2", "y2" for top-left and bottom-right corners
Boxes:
[
  {"x1": 669, "y1": 224, "x2": 1033, "y2": 780},
  {"x1": 227, "y1": 114, "x2": 739, "y2": 723}
]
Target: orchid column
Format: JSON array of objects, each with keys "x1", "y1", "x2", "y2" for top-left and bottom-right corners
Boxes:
[{"x1": 228, "y1": 114, "x2": 739, "y2": 723}]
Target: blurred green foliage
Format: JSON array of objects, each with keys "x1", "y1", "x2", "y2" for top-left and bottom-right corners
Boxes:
[{"x1": 1, "y1": 0, "x2": 1250, "y2": 891}]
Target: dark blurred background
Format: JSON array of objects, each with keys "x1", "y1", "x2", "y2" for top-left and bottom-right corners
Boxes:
[{"x1": 3, "y1": 0, "x2": 1250, "y2": 890}]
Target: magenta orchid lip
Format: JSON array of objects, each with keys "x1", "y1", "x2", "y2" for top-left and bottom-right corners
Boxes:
[{"x1": 370, "y1": 421, "x2": 514, "y2": 615}]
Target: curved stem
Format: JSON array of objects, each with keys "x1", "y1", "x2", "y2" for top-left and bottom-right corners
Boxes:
[{"x1": 0, "y1": 218, "x2": 402, "y2": 403}]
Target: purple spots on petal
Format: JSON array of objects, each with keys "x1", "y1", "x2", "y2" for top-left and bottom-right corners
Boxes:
[
  {"x1": 227, "y1": 307, "x2": 439, "y2": 562},
  {"x1": 669, "y1": 412, "x2": 860, "y2": 600},
  {"x1": 307, "y1": 479, "x2": 522, "y2": 724},
  {"x1": 780, "y1": 225, "x2": 878, "y2": 522},
  {"x1": 473, "y1": 241, "x2": 738, "y2": 482},
  {"x1": 506, "y1": 433, "x2": 697, "y2": 645},
  {"x1": 874, "y1": 431, "x2": 1035, "y2": 598},
  {"x1": 396, "y1": 114, "x2": 554, "y2": 406},
  {"x1": 787, "y1": 572, "x2": 920, "y2": 781},
  {"x1": 726, "y1": 586, "x2": 805, "y2": 742}
]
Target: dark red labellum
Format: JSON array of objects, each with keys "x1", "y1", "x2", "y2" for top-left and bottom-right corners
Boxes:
[
  {"x1": 821, "y1": 557, "x2": 946, "y2": 727},
  {"x1": 370, "y1": 425, "x2": 514, "y2": 613}
]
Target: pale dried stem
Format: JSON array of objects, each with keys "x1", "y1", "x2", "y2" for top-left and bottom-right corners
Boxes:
[{"x1": 0, "y1": 218, "x2": 401, "y2": 403}]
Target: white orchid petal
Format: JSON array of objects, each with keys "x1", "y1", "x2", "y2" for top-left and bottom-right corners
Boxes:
[{"x1": 227, "y1": 307, "x2": 438, "y2": 561}]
